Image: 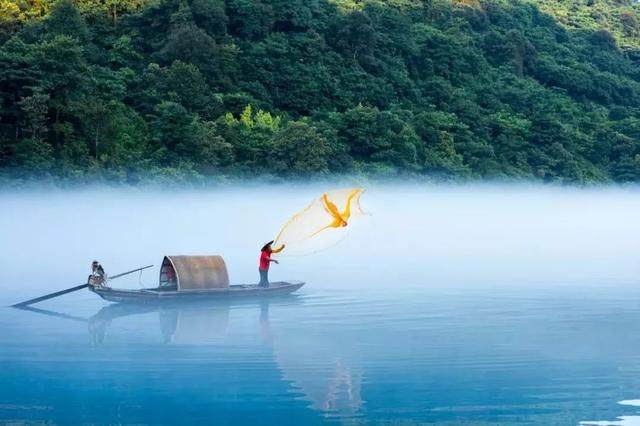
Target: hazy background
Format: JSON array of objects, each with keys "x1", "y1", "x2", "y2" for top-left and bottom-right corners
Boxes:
[{"x1": 2, "y1": 183, "x2": 640, "y2": 300}]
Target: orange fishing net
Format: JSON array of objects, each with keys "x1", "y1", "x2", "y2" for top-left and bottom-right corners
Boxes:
[{"x1": 273, "y1": 188, "x2": 365, "y2": 256}]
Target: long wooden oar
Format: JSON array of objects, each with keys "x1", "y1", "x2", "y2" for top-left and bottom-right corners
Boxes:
[{"x1": 11, "y1": 265, "x2": 153, "y2": 308}]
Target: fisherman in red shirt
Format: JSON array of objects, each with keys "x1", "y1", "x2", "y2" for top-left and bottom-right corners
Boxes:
[{"x1": 259, "y1": 241, "x2": 284, "y2": 287}]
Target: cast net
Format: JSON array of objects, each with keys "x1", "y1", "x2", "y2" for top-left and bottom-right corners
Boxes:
[{"x1": 272, "y1": 188, "x2": 366, "y2": 256}]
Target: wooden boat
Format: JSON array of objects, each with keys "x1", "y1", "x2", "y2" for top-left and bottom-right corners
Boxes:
[
  {"x1": 89, "y1": 255, "x2": 304, "y2": 304},
  {"x1": 91, "y1": 281, "x2": 305, "y2": 303}
]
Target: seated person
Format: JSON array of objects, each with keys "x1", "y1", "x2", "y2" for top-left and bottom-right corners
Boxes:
[{"x1": 88, "y1": 260, "x2": 107, "y2": 287}]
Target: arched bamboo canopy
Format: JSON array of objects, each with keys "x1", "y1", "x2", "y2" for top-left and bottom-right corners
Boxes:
[{"x1": 160, "y1": 256, "x2": 229, "y2": 291}]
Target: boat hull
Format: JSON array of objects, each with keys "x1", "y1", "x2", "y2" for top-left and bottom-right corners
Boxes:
[{"x1": 90, "y1": 281, "x2": 305, "y2": 304}]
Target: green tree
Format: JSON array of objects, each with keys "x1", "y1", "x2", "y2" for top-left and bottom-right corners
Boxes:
[
  {"x1": 159, "y1": 1, "x2": 220, "y2": 80},
  {"x1": 13, "y1": 90, "x2": 53, "y2": 172},
  {"x1": 46, "y1": 0, "x2": 88, "y2": 42},
  {"x1": 271, "y1": 120, "x2": 329, "y2": 175}
]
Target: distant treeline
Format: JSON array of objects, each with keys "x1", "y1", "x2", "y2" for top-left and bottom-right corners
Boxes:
[{"x1": 1, "y1": 0, "x2": 640, "y2": 184}]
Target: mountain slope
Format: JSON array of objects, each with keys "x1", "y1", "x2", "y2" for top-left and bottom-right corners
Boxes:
[{"x1": 1, "y1": 0, "x2": 639, "y2": 183}]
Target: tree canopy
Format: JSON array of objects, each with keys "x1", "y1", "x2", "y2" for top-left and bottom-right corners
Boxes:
[{"x1": 1, "y1": 0, "x2": 640, "y2": 184}]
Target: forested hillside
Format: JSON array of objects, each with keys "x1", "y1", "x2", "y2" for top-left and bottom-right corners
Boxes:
[{"x1": 1, "y1": 0, "x2": 640, "y2": 183}]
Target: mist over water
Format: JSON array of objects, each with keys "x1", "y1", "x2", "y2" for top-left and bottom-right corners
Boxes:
[
  {"x1": 4, "y1": 183, "x2": 640, "y2": 293},
  {"x1": 2, "y1": 183, "x2": 640, "y2": 424}
]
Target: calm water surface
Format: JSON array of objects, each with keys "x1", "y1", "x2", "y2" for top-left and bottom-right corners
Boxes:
[{"x1": 2, "y1": 185, "x2": 640, "y2": 425}]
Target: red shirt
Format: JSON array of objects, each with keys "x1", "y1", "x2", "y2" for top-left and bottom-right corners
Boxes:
[{"x1": 259, "y1": 250, "x2": 271, "y2": 270}]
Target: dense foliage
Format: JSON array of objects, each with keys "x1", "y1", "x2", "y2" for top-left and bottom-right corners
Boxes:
[{"x1": 1, "y1": 0, "x2": 640, "y2": 183}]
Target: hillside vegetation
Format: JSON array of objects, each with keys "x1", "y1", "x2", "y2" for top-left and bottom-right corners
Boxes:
[{"x1": 1, "y1": 0, "x2": 640, "y2": 183}]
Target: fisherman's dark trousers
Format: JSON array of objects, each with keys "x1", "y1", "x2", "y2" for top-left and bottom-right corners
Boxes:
[{"x1": 259, "y1": 268, "x2": 269, "y2": 287}]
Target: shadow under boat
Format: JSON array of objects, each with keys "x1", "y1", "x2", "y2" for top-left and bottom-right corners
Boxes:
[{"x1": 88, "y1": 294, "x2": 305, "y2": 324}]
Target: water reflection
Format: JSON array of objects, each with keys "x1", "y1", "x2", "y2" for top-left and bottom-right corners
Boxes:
[
  {"x1": 16, "y1": 298, "x2": 363, "y2": 420},
  {"x1": 9, "y1": 281, "x2": 640, "y2": 424},
  {"x1": 15, "y1": 306, "x2": 88, "y2": 324},
  {"x1": 88, "y1": 301, "x2": 241, "y2": 345}
]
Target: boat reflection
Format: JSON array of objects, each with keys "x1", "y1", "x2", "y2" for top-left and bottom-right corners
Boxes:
[
  {"x1": 16, "y1": 297, "x2": 363, "y2": 419},
  {"x1": 89, "y1": 300, "x2": 244, "y2": 344},
  {"x1": 83, "y1": 298, "x2": 363, "y2": 418}
]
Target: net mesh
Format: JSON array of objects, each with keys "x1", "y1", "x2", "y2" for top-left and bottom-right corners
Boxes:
[{"x1": 273, "y1": 188, "x2": 365, "y2": 256}]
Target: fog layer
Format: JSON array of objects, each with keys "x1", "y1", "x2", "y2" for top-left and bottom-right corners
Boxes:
[{"x1": 2, "y1": 184, "x2": 640, "y2": 301}]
